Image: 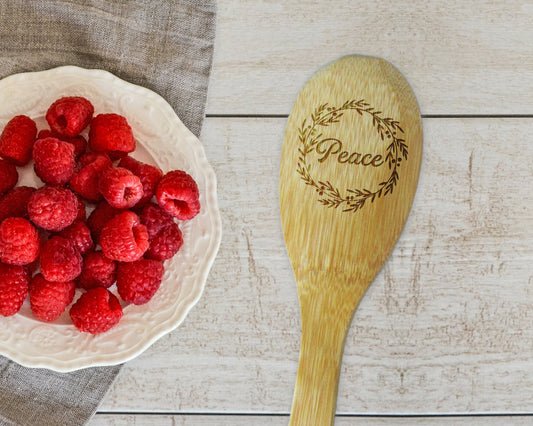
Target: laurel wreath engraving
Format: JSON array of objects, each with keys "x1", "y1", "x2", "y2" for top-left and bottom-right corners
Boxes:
[{"x1": 296, "y1": 99, "x2": 408, "y2": 213}]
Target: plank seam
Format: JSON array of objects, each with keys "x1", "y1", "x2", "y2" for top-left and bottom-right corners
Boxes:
[
  {"x1": 95, "y1": 411, "x2": 533, "y2": 417},
  {"x1": 205, "y1": 114, "x2": 533, "y2": 119}
]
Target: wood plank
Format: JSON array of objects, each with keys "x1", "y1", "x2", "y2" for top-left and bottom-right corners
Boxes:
[
  {"x1": 208, "y1": 0, "x2": 533, "y2": 115},
  {"x1": 100, "y1": 117, "x2": 533, "y2": 414},
  {"x1": 90, "y1": 414, "x2": 533, "y2": 425},
  {"x1": 91, "y1": 415, "x2": 287, "y2": 425}
]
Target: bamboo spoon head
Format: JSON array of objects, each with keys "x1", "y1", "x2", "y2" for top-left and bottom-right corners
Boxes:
[
  {"x1": 281, "y1": 55, "x2": 422, "y2": 425},
  {"x1": 280, "y1": 55, "x2": 423, "y2": 309}
]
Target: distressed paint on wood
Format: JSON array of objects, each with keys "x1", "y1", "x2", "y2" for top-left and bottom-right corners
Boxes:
[
  {"x1": 100, "y1": 117, "x2": 533, "y2": 415},
  {"x1": 90, "y1": 414, "x2": 533, "y2": 426},
  {"x1": 208, "y1": 1, "x2": 533, "y2": 115}
]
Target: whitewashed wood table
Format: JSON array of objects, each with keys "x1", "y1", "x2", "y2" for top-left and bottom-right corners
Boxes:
[{"x1": 91, "y1": 1, "x2": 533, "y2": 424}]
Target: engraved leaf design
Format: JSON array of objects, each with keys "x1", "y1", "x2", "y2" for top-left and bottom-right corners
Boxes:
[{"x1": 295, "y1": 99, "x2": 408, "y2": 213}]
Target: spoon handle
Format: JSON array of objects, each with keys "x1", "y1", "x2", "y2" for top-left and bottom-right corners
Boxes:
[{"x1": 289, "y1": 281, "x2": 356, "y2": 426}]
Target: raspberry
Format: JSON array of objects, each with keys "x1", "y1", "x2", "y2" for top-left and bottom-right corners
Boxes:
[
  {"x1": 0, "y1": 115, "x2": 37, "y2": 165},
  {"x1": 69, "y1": 287, "x2": 123, "y2": 334},
  {"x1": 40, "y1": 236, "x2": 82, "y2": 282},
  {"x1": 156, "y1": 170, "x2": 200, "y2": 220},
  {"x1": 64, "y1": 135, "x2": 87, "y2": 158},
  {"x1": 98, "y1": 167, "x2": 143, "y2": 209},
  {"x1": 100, "y1": 211, "x2": 149, "y2": 262},
  {"x1": 69, "y1": 152, "x2": 112, "y2": 202},
  {"x1": 0, "y1": 186, "x2": 35, "y2": 222},
  {"x1": 89, "y1": 113, "x2": 135, "y2": 156},
  {"x1": 25, "y1": 258, "x2": 40, "y2": 275},
  {"x1": 33, "y1": 137, "x2": 76, "y2": 185},
  {"x1": 116, "y1": 259, "x2": 164, "y2": 305},
  {"x1": 38, "y1": 129, "x2": 87, "y2": 158},
  {"x1": 0, "y1": 217, "x2": 40, "y2": 265},
  {"x1": 37, "y1": 129, "x2": 53, "y2": 139},
  {"x1": 108, "y1": 151, "x2": 128, "y2": 161},
  {"x1": 145, "y1": 223, "x2": 183, "y2": 261},
  {"x1": 0, "y1": 263, "x2": 30, "y2": 316},
  {"x1": 46, "y1": 96, "x2": 94, "y2": 137},
  {"x1": 77, "y1": 251, "x2": 116, "y2": 290},
  {"x1": 37, "y1": 129, "x2": 52, "y2": 138},
  {"x1": 28, "y1": 186, "x2": 78, "y2": 231},
  {"x1": 119, "y1": 156, "x2": 163, "y2": 207},
  {"x1": 58, "y1": 220, "x2": 94, "y2": 255},
  {"x1": 29, "y1": 274, "x2": 75, "y2": 322},
  {"x1": 139, "y1": 203, "x2": 183, "y2": 261},
  {"x1": 75, "y1": 196, "x2": 86, "y2": 221},
  {"x1": 139, "y1": 202, "x2": 174, "y2": 239},
  {"x1": 86, "y1": 201, "x2": 122, "y2": 244},
  {"x1": 0, "y1": 158, "x2": 18, "y2": 197}
]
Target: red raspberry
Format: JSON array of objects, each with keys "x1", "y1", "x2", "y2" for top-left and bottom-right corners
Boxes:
[
  {"x1": 0, "y1": 186, "x2": 35, "y2": 222},
  {"x1": 28, "y1": 186, "x2": 78, "y2": 231},
  {"x1": 69, "y1": 152, "x2": 112, "y2": 202},
  {"x1": 146, "y1": 223, "x2": 183, "y2": 261},
  {"x1": 0, "y1": 263, "x2": 30, "y2": 316},
  {"x1": 40, "y1": 236, "x2": 82, "y2": 282},
  {"x1": 0, "y1": 217, "x2": 40, "y2": 265},
  {"x1": 100, "y1": 211, "x2": 149, "y2": 262},
  {"x1": 89, "y1": 113, "x2": 135, "y2": 156},
  {"x1": 0, "y1": 158, "x2": 18, "y2": 197},
  {"x1": 80, "y1": 151, "x2": 107, "y2": 168},
  {"x1": 75, "y1": 196, "x2": 86, "y2": 221},
  {"x1": 33, "y1": 137, "x2": 76, "y2": 185},
  {"x1": 63, "y1": 134, "x2": 87, "y2": 158},
  {"x1": 25, "y1": 258, "x2": 40, "y2": 275},
  {"x1": 156, "y1": 170, "x2": 200, "y2": 220},
  {"x1": 46, "y1": 96, "x2": 94, "y2": 137},
  {"x1": 139, "y1": 202, "x2": 174, "y2": 239},
  {"x1": 38, "y1": 129, "x2": 87, "y2": 158},
  {"x1": 69, "y1": 287, "x2": 123, "y2": 334},
  {"x1": 86, "y1": 201, "x2": 122, "y2": 243},
  {"x1": 29, "y1": 274, "x2": 75, "y2": 322},
  {"x1": 108, "y1": 151, "x2": 128, "y2": 161},
  {"x1": 98, "y1": 167, "x2": 143, "y2": 209},
  {"x1": 37, "y1": 129, "x2": 53, "y2": 139},
  {"x1": 58, "y1": 220, "x2": 94, "y2": 255},
  {"x1": 77, "y1": 251, "x2": 116, "y2": 290},
  {"x1": 139, "y1": 203, "x2": 183, "y2": 261},
  {"x1": 117, "y1": 259, "x2": 164, "y2": 305},
  {"x1": 0, "y1": 115, "x2": 37, "y2": 165},
  {"x1": 119, "y1": 156, "x2": 163, "y2": 207}
]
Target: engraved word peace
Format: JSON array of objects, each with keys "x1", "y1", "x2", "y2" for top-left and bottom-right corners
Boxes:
[
  {"x1": 315, "y1": 138, "x2": 384, "y2": 167},
  {"x1": 295, "y1": 100, "x2": 408, "y2": 213}
]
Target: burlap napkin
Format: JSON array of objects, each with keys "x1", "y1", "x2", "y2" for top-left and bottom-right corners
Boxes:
[{"x1": 0, "y1": 1, "x2": 216, "y2": 425}]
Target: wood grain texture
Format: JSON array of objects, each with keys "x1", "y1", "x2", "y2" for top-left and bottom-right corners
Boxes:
[
  {"x1": 92, "y1": 1, "x2": 533, "y2": 422},
  {"x1": 99, "y1": 117, "x2": 533, "y2": 415},
  {"x1": 279, "y1": 55, "x2": 422, "y2": 425},
  {"x1": 208, "y1": 0, "x2": 533, "y2": 115},
  {"x1": 90, "y1": 414, "x2": 533, "y2": 425}
]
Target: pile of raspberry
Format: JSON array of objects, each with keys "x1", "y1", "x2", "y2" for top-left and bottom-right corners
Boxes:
[{"x1": 0, "y1": 96, "x2": 200, "y2": 334}]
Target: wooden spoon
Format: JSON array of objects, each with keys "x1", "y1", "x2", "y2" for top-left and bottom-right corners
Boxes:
[{"x1": 279, "y1": 55, "x2": 422, "y2": 425}]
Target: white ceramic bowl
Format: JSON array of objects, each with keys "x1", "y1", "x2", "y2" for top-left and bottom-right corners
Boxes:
[{"x1": 0, "y1": 66, "x2": 221, "y2": 372}]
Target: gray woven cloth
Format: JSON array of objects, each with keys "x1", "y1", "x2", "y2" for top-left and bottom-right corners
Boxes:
[{"x1": 0, "y1": 1, "x2": 216, "y2": 425}]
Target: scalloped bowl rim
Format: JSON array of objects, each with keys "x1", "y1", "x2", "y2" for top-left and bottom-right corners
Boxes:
[{"x1": 0, "y1": 66, "x2": 221, "y2": 372}]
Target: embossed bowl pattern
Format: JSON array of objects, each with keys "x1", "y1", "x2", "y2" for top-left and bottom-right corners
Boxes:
[{"x1": 0, "y1": 66, "x2": 221, "y2": 372}]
